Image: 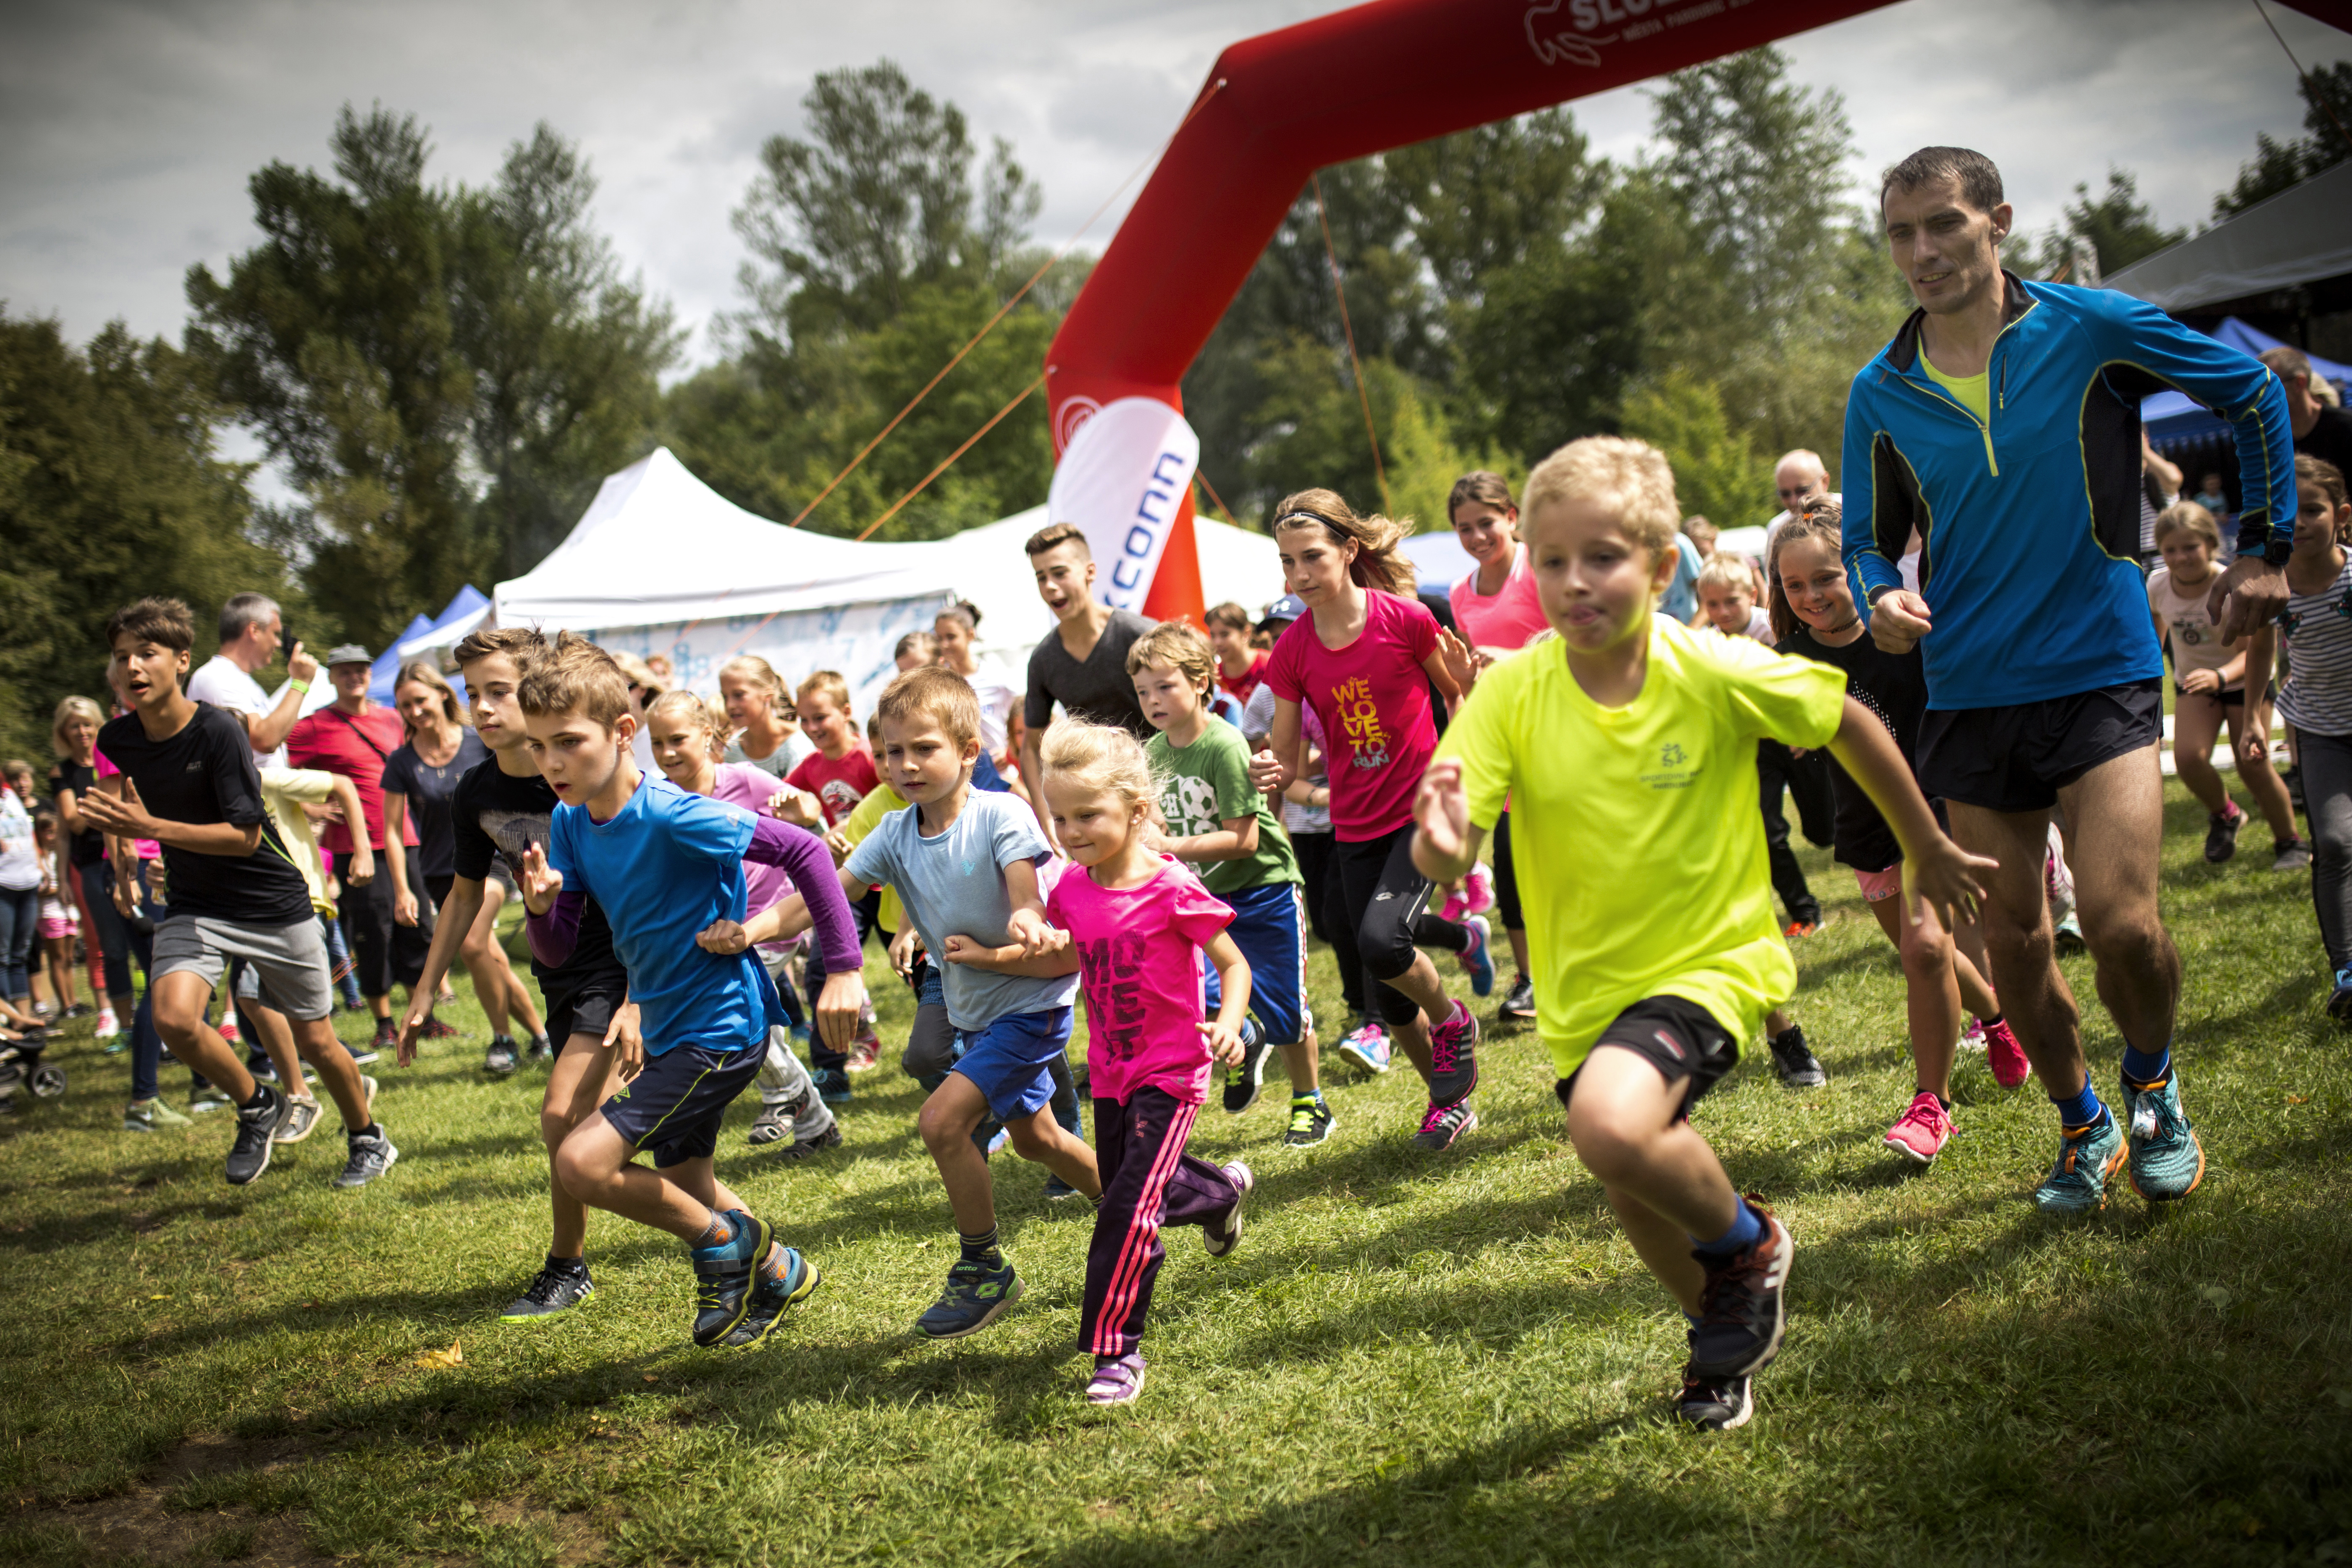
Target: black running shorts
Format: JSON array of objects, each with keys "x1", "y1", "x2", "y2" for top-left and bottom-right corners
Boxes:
[
  {"x1": 1555, "y1": 995, "x2": 1741, "y2": 1125},
  {"x1": 1916, "y1": 679, "x2": 2162, "y2": 814},
  {"x1": 543, "y1": 973, "x2": 628, "y2": 1053},
  {"x1": 600, "y1": 1041, "x2": 762, "y2": 1167}
]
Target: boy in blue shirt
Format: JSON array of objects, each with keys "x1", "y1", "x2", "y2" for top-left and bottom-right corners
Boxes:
[
  {"x1": 514, "y1": 635, "x2": 867, "y2": 1348},
  {"x1": 702, "y1": 666, "x2": 1101, "y2": 1340}
]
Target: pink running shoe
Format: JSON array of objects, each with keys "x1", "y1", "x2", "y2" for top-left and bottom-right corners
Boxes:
[
  {"x1": 1884, "y1": 1091, "x2": 1953, "y2": 1164},
  {"x1": 1439, "y1": 864, "x2": 1497, "y2": 924},
  {"x1": 1982, "y1": 1017, "x2": 2030, "y2": 1090}
]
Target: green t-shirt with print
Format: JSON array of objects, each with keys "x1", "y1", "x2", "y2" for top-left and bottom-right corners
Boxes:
[{"x1": 1146, "y1": 719, "x2": 1300, "y2": 897}]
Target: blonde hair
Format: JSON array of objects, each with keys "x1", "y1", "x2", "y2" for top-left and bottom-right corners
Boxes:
[
  {"x1": 1124, "y1": 620, "x2": 1216, "y2": 693},
  {"x1": 1682, "y1": 515, "x2": 1719, "y2": 548},
  {"x1": 1038, "y1": 717, "x2": 1159, "y2": 823},
  {"x1": 1272, "y1": 488, "x2": 1417, "y2": 597},
  {"x1": 876, "y1": 666, "x2": 980, "y2": 750},
  {"x1": 51, "y1": 695, "x2": 104, "y2": 757},
  {"x1": 1695, "y1": 555, "x2": 1754, "y2": 597},
  {"x1": 393, "y1": 660, "x2": 467, "y2": 734},
  {"x1": 645, "y1": 687, "x2": 727, "y2": 760},
  {"x1": 797, "y1": 670, "x2": 852, "y2": 711},
  {"x1": 893, "y1": 630, "x2": 937, "y2": 664},
  {"x1": 515, "y1": 632, "x2": 632, "y2": 728},
  {"x1": 1521, "y1": 436, "x2": 1681, "y2": 558},
  {"x1": 717, "y1": 655, "x2": 796, "y2": 722},
  {"x1": 1766, "y1": 497, "x2": 1846, "y2": 642},
  {"x1": 2154, "y1": 500, "x2": 2223, "y2": 554},
  {"x1": 608, "y1": 650, "x2": 665, "y2": 697}
]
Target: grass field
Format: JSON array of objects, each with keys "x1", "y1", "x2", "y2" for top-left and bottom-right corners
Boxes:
[{"x1": 3, "y1": 781, "x2": 2350, "y2": 1567}]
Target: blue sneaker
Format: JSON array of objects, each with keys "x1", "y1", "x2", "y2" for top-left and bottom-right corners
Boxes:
[
  {"x1": 2031, "y1": 1111, "x2": 2127, "y2": 1217},
  {"x1": 812, "y1": 1067, "x2": 851, "y2": 1105},
  {"x1": 915, "y1": 1259, "x2": 1023, "y2": 1339},
  {"x1": 1459, "y1": 915, "x2": 1495, "y2": 997},
  {"x1": 1337, "y1": 1020, "x2": 1391, "y2": 1075},
  {"x1": 2119, "y1": 1069, "x2": 2205, "y2": 1203},
  {"x1": 688, "y1": 1210, "x2": 773, "y2": 1347},
  {"x1": 2329, "y1": 966, "x2": 2352, "y2": 1025},
  {"x1": 721, "y1": 1245, "x2": 820, "y2": 1348}
]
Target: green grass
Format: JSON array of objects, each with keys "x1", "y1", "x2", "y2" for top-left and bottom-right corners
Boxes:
[{"x1": 3, "y1": 781, "x2": 2350, "y2": 1566}]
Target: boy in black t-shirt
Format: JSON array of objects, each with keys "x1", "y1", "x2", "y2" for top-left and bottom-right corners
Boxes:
[
  {"x1": 396, "y1": 627, "x2": 636, "y2": 1322},
  {"x1": 82, "y1": 598, "x2": 394, "y2": 1189}
]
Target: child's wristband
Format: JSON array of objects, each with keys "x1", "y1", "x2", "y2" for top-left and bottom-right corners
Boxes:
[{"x1": 288, "y1": 679, "x2": 310, "y2": 695}]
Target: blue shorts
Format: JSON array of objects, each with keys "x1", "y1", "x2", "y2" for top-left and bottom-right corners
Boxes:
[
  {"x1": 950, "y1": 1006, "x2": 1074, "y2": 1121},
  {"x1": 1203, "y1": 881, "x2": 1308, "y2": 1046},
  {"x1": 600, "y1": 1041, "x2": 761, "y2": 1168}
]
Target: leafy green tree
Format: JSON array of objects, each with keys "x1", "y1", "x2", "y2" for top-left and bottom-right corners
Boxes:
[
  {"x1": 1619, "y1": 371, "x2": 1767, "y2": 529},
  {"x1": 2028, "y1": 167, "x2": 2184, "y2": 281},
  {"x1": 2215, "y1": 60, "x2": 2352, "y2": 218},
  {"x1": 0, "y1": 313, "x2": 311, "y2": 761}
]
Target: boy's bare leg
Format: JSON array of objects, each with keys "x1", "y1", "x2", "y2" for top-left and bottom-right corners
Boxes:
[
  {"x1": 151, "y1": 973, "x2": 257, "y2": 1102},
  {"x1": 1279, "y1": 1028, "x2": 1319, "y2": 1094},
  {"x1": 554, "y1": 1114, "x2": 716, "y2": 1241},
  {"x1": 1563, "y1": 1047, "x2": 1740, "y2": 1305},
  {"x1": 543, "y1": 1037, "x2": 619, "y2": 1256},
  {"x1": 919, "y1": 1073, "x2": 1002, "y2": 1235},
  {"x1": 245, "y1": 998, "x2": 303, "y2": 1090}
]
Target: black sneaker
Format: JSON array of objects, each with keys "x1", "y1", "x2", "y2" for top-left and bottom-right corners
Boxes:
[
  {"x1": 347, "y1": 1042, "x2": 383, "y2": 1068},
  {"x1": 2204, "y1": 805, "x2": 2244, "y2": 863},
  {"x1": 812, "y1": 1066, "x2": 851, "y2": 1105},
  {"x1": 1497, "y1": 974, "x2": 1536, "y2": 1023},
  {"x1": 722, "y1": 1246, "x2": 821, "y2": 1348},
  {"x1": 484, "y1": 1036, "x2": 519, "y2": 1076},
  {"x1": 1042, "y1": 1173, "x2": 1081, "y2": 1200},
  {"x1": 1768, "y1": 1025, "x2": 1826, "y2": 1088},
  {"x1": 914, "y1": 1259, "x2": 1023, "y2": 1340},
  {"x1": 1284, "y1": 1095, "x2": 1334, "y2": 1146},
  {"x1": 335, "y1": 1125, "x2": 400, "y2": 1187},
  {"x1": 1424, "y1": 999, "x2": 1479, "y2": 1107},
  {"x1": 1221, "y1": 1020, "x2": 1271, "y2": 1115},
  {"x1": 1411, "y1": 1099, "x2": 1478, "y2": 1152},
  {"x1": 226, "y1": 1086, "x2": 289, "y2": 1186},
  {"x1": 1676, "y1": 1368, "x2": 1754, "y2": 1431},
  {"x1": 774, "y1": 1125, "x2": 843, "y2": 1162},
  {"x1": 688, "y1": 1211, "x2": 771, "y2": 1347},
  {"x1": 1687, "y1": 1198, "x2": 1794, "y2": 1379},
  {"x1": 500, "y1": 1260, "x2": 594, "y2": 1323},
  {"x1": 526, "y1": 1034, "x2": 553, "y2": 1062}
]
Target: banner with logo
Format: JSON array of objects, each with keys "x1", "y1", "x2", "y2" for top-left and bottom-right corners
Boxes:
[{"x1": 1046, "y1": 396, "x2": 1201, "y2": 620}]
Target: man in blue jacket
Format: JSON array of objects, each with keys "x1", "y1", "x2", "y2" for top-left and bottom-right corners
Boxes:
[{"x1": 1842, "y1": 146, "x2": 2295, "y2": 1219}]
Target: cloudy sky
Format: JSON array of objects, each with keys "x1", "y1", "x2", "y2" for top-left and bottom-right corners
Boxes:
[{"x1": 3, "y1": 0, "x2": 2344, "y2": 368}]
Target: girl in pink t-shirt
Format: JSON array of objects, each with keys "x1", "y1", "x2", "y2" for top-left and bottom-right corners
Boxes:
[
  {"x1": 1256, "y1": 487, "x2": 1485, "y2": 1154},
  {"x1": 1446, "y1": 470, "x2": 1552, "y2": 656},
  {"x1": 1035, "y1": 719, "x2": 1252, "y2": 1408}
]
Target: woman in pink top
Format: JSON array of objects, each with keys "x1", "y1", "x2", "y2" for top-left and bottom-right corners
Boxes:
[
  {"x1": 1253, "y1": 487, "x2": 1484, "y2": 1154},
  {"x1": 1031, "y1": 718, "x2": 1252, "y2": 1408},
  {"x1": 643, "y1": 690, "x2": 842, "y2": 1159}
]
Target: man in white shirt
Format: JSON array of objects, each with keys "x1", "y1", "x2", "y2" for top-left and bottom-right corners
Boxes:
[{"x1": 185, "y1": 594, "x2": 318, "y2": 768}]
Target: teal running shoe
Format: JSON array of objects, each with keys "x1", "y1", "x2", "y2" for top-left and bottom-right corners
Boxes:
[
  {"x1": 721, "y1": 1246, "x2": 820, "y2": 1348},
  {"x1": 2031, "y1": 1111, "x2": 2126, "y2": 1216},
  {"x1": 2119, "y1": 1070, "x2": 2205, "y2": 1203},
  {"x1": 688, "y1": 1210, "x2": 772, "y2": 1347},
  {"x1": 915, "y1": 1259, "x2": 1023, "y2": 1340}
]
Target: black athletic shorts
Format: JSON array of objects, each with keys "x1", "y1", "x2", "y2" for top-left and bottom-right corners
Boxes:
[
  {"x1": 543, "y1": 971, "x2": 628, "y2": 1051},
  {"x1": 2174, "y1": 678, "x2": 2276, "y2": 711},
  {"x1": 1915, "y1": 679, "x2": 2162, "y2": 814},
  {"x1": 1555, "y1": 996, "x2": 1740, "y2": 1125},
  {"x1": 600, "y1": 1040, "x2": 762, "y2": 1167}
]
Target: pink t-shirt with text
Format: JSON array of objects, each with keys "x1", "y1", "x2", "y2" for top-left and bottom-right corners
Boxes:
[
  {"x1": 1045, "y1": 856, "x2": 1233, "y2": 1107},
  {"x1": 1266, "y1": 590, "x2": 1440, "y2": 842},
  {"x1": 1448, "y1": 546, "x2": 1551, "y2": 653}
]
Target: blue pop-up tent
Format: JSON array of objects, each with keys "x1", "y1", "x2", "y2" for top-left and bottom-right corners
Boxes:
[
  {"x1": 368, "y1": 587, "x2": 491, "y2": 703},
  {"x1": 2142, "y1": 318, "x2": 2351, "y2": 449}
]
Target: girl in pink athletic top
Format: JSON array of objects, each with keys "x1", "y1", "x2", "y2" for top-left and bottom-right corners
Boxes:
[{"x1": 1034, "y1": 718, "x2": 1253, "y2": 1408}]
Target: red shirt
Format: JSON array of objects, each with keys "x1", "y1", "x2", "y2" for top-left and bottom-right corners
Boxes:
[
  {"x1": 284, "y1": 705, "x2": 418, "y2": 854},
  {"x1": 1217, "y1": 652, "x2": 1271, "y2": 709},
  {"x1": 1266, "y1": 591, "x2": 1440, "y2": 842},
  {"x1": 785, "y1": 746, "x2": 880, "y2": 829}
]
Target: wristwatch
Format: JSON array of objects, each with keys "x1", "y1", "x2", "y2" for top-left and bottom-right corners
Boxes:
[{"x1": 2264, "y1": 536, "x2": 2294, "y2": 567}]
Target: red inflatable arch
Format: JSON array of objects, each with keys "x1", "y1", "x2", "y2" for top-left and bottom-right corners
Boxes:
[{"x1": 1045, "y1": 0, "x2": 2352, "y2": 624}]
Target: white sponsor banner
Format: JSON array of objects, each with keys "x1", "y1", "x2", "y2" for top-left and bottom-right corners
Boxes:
[
  {"x1": 574, "y1": 594, "x2": 952, "y2": 719},
  {"x1": 1046, "y1": 396, "x2": 1199, "y2": 614}
]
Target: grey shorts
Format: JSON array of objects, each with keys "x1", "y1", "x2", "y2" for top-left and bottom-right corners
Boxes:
[{"x1": 153, "y1": 914, "x2": 334, "y2": 1022}]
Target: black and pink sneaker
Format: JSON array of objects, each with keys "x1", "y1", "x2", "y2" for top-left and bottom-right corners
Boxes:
[{"x1": 1424, "y1": 999, "x2": 1479, "y2": 1107}]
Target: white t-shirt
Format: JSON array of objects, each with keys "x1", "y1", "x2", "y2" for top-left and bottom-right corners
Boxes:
[
  {"x1": 960, "y1": 659, "x2": 1022, "y2": 758},
  {"x1": 186, "y1": 653, "x2": 287, "y2": 768},
  {"x1": 0, "y1": 787, "x2": 39, "y2": 892}
]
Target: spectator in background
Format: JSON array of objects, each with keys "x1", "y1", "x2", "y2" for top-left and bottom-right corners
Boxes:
[
  {"x1": 2193, "y1": 473, "x2": 2231, "y2": 516},
  {"x1": 1658, "y1": 521, "x2": 1706, "y2": 625},
  {"x1": 2140, "y1": 433, "x2": 2183, "y2": 570},
  {"x1": 49, "y1": 695, "x2": 128, "y2": 1038},
  {"x1": 1770, "y1": 449, "x2": 1833, "y2": 533},
  {"x1": 644, "y1": 653, "x2": 675, "y2": 685},
  {"x1": 1204, "y1": 601, "x2": 1272, "y2": 708},
  {"x1": 720, "y1": 655, "x2": 817, "y2": 781},
  {"x1": 286, "y1": 645, "x2": 425, "y2": 1062},
  {"x1": 1683, "y1": 516, "x2": 1719, "y2": 559},
  {"x1": 0, "y1": 771, "x2": 38, "y2": 1013},
  {"x1": 2260, "y1": 346, "x2": 2352, "y2": 479},
  {"x1": 607, "y1": 650, "x2": 668, "y2": 779},
  {"x1": 894, "y1": 630, "x2": 937, "y2": 673},
  {"x1": 186, "y1": 593, "x2": 320, "y2": 767},
  {"x1": 933, "y1": 601, "x2": 1023, "y2": 770}
]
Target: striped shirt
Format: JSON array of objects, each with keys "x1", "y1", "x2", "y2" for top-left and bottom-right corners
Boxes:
[{"x1": 2279, "y1": 556, "x2": 2352, "y2": 737}]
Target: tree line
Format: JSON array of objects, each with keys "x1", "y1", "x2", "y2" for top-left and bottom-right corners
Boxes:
[{"x1": 4, "y1": 50, "x2": 2342, "y2": 763}]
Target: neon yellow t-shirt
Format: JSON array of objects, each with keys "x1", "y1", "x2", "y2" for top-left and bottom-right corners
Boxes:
[
  {"x1": 838, "y1": 781, "x2": 909, "y2": 933},
  {"x1": 1919, "y1": 343, "x2": 1990, "y2": 426},
  {"x1": 1436, "y1": 617, "x2": 1846, "y2": 1078}
]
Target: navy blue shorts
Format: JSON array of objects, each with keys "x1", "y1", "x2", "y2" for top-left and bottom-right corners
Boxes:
[
  {"x1": 1202, "y1": 880, "x2": 1307, "y2": 1045},
  {"x1": 600, "y1": 1041, "x2": 761, "y2": 1167},
  {"x1": 950, "y1": 1006, "x2": 1073, "y2": 1121}
]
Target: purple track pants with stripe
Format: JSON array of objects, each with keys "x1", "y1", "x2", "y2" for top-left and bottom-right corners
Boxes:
[{"x1": 1080, "y1": 1086, "x2": 1239, "y2": 1358}]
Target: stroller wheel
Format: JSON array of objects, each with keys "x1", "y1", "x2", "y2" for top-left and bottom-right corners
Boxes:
[{"x1": 29, "y1": 1064, "x2": 65, "y2": 1099}]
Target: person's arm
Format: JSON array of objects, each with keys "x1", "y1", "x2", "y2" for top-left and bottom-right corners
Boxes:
[
  {"x1": 382, "y1": 792, "x2": 416, "y2": 924},
  {"x1": 739, "y1": 814, "x2": 868, "y2": 1048},
  {"x1": 1248, "y1": 698, "x2": 1304, "y2": 796},
  {"x1": 1000, "y1": 855, "x2": 1057, "y2": 954},
  {"x1": 940, "y1": 932, "x2": 1081, "y2": 976},
  {"x1": 1412, "y1": 759, "x2": 1491, "y2": 885},
  {"x1": 1019, "y1": 728, "x2": 1049, "y2": 834},
  {"x1": 1421, "y1": 631, "x2": 1473, "y2": 705},
  {"x1": 1199, "y1": 929, "x2": 1252, "y2": 1067},
  {"x1": 81, "y1": 775, "x2": 261, "y2": 857},
  {"x1": 700, "y1": 864, "x2": 870, "y2": 954},
  {"x1": 244, "y1": 644, "x2": 320, "y2": 754},
  {"x1": 328, "y1": 775, "x2": 374, "y2": 884},
  {"x1": 1820, "y1": 696, "x2": 1996, "y2": 931},
  {"x1": 399, "y1": 874, "x2": 486, "y2": 1063},
  {"x1": 52, "y1": 778, "x2": 87, "y2": 840},
  {"x1": 1841, "y1": 396, "x2": 1932, "y2": 652}
]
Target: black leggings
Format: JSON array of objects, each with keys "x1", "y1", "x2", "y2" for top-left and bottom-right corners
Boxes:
[
  {"x1": 2301, "y1": 727, "x2": 2352, "y2": 971},
  {"x1": 1491, "y1": 809, "x2": 1523, "y2": 933},
  {"x1": 1757, "y1": 741, "x2": 1834, "y2": 926},
  {"x1": 1329, "y1": 824, "x2": 1466, "y2": 1027},
  {"x1": 336, "y1": 852, "x2": 433, "y2": 996}
]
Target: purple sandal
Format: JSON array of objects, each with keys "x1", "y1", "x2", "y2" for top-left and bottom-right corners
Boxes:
[{"x1": 1085, "y1": 1352, "x2": 1147, "y2": 1406}]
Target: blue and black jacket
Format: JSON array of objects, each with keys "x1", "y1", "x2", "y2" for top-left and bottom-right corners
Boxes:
[{"x1": 1840, "y1": 273, "x2": 2296, "y2": 710}]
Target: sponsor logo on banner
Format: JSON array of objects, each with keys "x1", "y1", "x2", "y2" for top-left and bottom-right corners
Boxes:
[
  {"x1": 1524, "y1": 0, "x2": 1741, "y2": 68},
  {"x1": 1045, "y1": 397, "x2": 1201, "y2": 615}
]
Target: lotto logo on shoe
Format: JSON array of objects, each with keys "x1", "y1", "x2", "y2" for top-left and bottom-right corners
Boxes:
[
  {"x1": 1330, "y1": 678, "x2": 1391, "y2": 771},
  {"x1": 1652, "y1": 1029, "x2": 1686, "y2": 1062}
]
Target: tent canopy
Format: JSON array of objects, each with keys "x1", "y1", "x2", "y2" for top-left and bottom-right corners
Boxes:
[
  {"x1": 2141, "y1": 316, "x2": 2352, "y2": 449},
  {"x1": 2106, "y1": 162, "x2": 2352, "y2": 315}
]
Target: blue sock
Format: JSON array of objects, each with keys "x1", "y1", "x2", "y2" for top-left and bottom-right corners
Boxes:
[
  {"x1": 2120, "y1": 1039, "x2": 2171, "y2": 1087},
  {"x1": 2052, "y1": 1081, "x2": 2104, "y2": 1130},
  {"x1": 1690, "y1": 1198, "x2": 1762, "y2": 1261}
]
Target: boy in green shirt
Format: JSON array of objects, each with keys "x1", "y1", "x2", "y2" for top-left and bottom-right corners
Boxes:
[{"x1": 1128, "y1": 622, "x2": 1330, "y2": 1146}]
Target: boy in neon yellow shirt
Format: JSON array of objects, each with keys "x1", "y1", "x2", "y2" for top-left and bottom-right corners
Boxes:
[{"x1": 1413, "y1": 436, "x2": 1990, "y2": 1432}]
